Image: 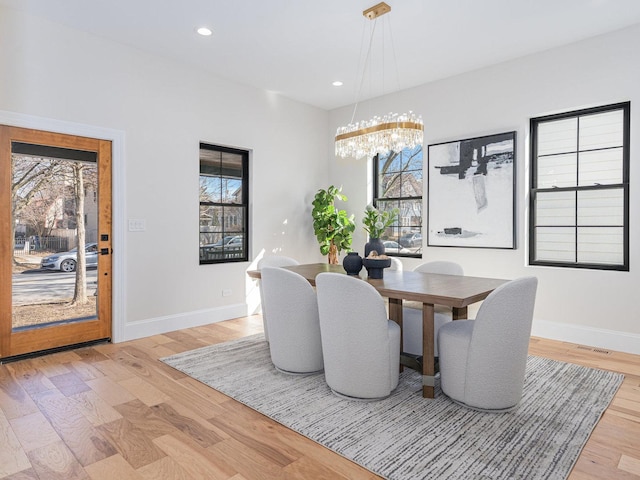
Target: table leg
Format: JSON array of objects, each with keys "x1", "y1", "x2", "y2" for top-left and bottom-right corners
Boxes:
[
  {"x1": 388, "y1": 298, "x2": 403, "y2": 372},
  {"x1": 422, "y1": 303, "x2": 435, "y2": 398},
  {"x1": 452, "y1": 306, "x2": 468, "y2": 320}
]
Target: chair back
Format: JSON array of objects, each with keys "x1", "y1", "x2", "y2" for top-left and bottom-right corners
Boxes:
[
  {"x1": 257, "y1": 255, "x2": 300, "y2": 269},
  {"x1": 261, "y1": 267, "x2": 323, "y2": 373},
  {"x1": 413, "y1": 261, "x2": 463, "y2": 276},
  {"x1": 388, "y1": 257, "x2": 403, "y2": 271},
  {"x1": 402, "y1": 261, "x2": 463, "y2": 356},
  {"x1": 316, "y1": 273, "x2": 395, "y2": 398},
  {"x1": 257, "y1": 256, "x2": 300, "y2": 341},
  {"x1": 465, "y1": 276, "x2": 538, "y2": 406}
]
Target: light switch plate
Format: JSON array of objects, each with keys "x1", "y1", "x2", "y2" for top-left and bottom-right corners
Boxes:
[{"x1": 128, "y1": 219, "x2": 146, "y2": 232}]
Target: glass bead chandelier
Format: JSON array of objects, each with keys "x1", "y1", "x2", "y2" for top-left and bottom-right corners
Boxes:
[{"x1": 335, "y1": 2, "x2": 424, "y2": 160}]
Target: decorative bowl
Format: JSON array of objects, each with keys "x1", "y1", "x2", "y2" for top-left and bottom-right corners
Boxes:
[{"x1": 362, "y1": 257, "x2": 391, "y2": 279}]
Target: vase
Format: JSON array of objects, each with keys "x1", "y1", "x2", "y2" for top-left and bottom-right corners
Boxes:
[
  {"x1": 364, "y1": 238, "x2": 385, "y2": 258},
  {"x1": 342, "y1": 252, "x2": 363, "y2": 275}
]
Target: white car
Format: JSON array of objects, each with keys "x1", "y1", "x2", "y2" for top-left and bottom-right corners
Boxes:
[
  {"x1": 383, "y1": 240, "x2": 410, "y2": 254},
  {"x1": 211, "y1": 235, "x2": 243, "y2": 251},
  {"x1": 40, "y1": 243, "x2": 99, "y2": 272},
  {"x1": 200, "y1": 235, "x2": 245, "y2": 260}
]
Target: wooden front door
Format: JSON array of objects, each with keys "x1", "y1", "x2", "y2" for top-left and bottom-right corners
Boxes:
[{"x1": 0, "y1": 126, "x2": 112, "y2": 359}]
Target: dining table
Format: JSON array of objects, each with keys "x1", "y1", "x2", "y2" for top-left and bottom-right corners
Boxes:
[{"x1": 247, "y1": 262, "x2": 508, "y2": 398}]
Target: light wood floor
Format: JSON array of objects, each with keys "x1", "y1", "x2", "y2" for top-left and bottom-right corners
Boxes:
[{"x1": 1, "y1": 315, "x2": 639, "y2": 479}]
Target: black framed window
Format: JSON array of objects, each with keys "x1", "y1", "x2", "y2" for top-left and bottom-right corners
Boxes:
[
  {"x1": 199, "y1": 143, "x2": 249, "y2": 264},
  {"x1": 373, "y1": 145, "x2": 423, "y2": 257},
  {"x1": 529, "y1": 102, "x2": 629, "y2": 270}
]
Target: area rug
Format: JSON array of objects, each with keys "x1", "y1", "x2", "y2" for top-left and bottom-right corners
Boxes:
[{"x1": 161, "y1": 334, "x2": 623, "y2": 480}]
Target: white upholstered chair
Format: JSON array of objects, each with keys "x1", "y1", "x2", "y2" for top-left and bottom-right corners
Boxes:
[
  {"x1": 388, "y1": 257, "x2": 403, "y2": 271},
  {"x1": 257, "y1": 255, "x2": 300, "y2": 341},
  {"x1": 437, "y1": 276, "x2": 538, "y2": 411},
  {"x1": 260, "y1": 267, "x2": 324, "y2": 374},
  {"x1": 402, "y1": 261, "x2": 464, "y2": 356},
  {"x1": 316, "y1": 272, "x2": 401, "y2": 400}
]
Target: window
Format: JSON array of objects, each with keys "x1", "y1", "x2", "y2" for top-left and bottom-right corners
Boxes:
[
  {"x1": 199, "y1": 143, "x2": 249, "y2": 264},
  {"x1": 373, "y1": 145, "x2": 423, "y2": 257},
  {"x1": 529, "y1": 102, "x2": 629, "y2": 270}
]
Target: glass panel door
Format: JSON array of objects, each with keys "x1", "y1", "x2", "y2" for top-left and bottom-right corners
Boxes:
[{"x1": 0, "y1": 126, "x2": 112, "y2": 359}]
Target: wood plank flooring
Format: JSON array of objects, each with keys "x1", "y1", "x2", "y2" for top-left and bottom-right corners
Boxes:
[{"x1": 1, "y1": 315, "x2": 639, "y2": 479}]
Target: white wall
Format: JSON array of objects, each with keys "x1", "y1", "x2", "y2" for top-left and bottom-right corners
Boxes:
[
  {"x1": 0, "y1": 6, "x2": 328, "y2": 341},
  {"x1": 4, "y1": 6, "x2": 639, "y2": 354},
  {"x1": 329, "y1": 24, "x2": 640, "y2": 354}
]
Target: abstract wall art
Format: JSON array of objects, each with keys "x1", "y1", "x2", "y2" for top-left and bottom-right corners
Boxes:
[{"x1": 427, "y1": 131, "x2": 516, "y2": 249}]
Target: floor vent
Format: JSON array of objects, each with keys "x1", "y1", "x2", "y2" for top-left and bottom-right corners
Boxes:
[{"x1": 576, "y1": 345, "x2": 611, "y2": 355}]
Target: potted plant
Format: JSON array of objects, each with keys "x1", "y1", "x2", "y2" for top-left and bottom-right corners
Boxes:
[
  {"x1": 311, "y1": 186, "x2": 356, "y2": 264},
  {"x1": 362, "y1": 204, "x2": 399, "y2": 257}
]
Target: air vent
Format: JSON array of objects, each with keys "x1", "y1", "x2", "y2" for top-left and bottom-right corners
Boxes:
[{"x1": 576, "y1": 345, "x2": 611, "y2": 355}]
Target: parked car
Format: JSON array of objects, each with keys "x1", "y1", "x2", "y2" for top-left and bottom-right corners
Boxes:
[
  {"x1": 383, "y1": 240, "x2": 410, "y2": 254},
  {"x1": 209, "y1": 235, "x2": 243, "y2": 251},
  {"x1": 201, "y1": 235, "x2": 244, "y2": 256},
  {"x1": 40, "y1": 243, "x2": 99, "y2": 272},
  {"x1": 399, "y1": 232, "x2": 422, "y2": 248}
]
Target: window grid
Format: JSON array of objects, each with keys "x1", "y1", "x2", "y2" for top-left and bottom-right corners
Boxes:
[
  {"x1": 373, "y1": 146, "x2": 423, "y2": 257},
  {"x1": 529, "y1": 102, "x2": 629, "y2": 271},
  {"x1": 199, "y1": 143, "x2": 249, "y2": 264}
]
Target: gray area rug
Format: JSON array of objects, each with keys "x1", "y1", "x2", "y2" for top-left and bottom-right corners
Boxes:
[{"x1": 161, "y1": 334, "x2": 623, "y2": 480}]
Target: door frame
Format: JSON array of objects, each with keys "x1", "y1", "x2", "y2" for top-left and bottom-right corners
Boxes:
[{"x1": 0, "y1": 110, "x2": 126, "y2": 343}]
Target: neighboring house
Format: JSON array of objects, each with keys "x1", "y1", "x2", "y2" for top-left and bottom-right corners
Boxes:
[{"x1": 14, "y1": 181, "x2": 98, "y2": 251}]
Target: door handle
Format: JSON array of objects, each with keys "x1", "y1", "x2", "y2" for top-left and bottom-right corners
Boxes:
[{"x1": 99, "y1": 248, "x2": 112, "y2": 255}]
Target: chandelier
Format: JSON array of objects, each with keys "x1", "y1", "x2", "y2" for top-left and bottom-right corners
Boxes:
[{"x1": 335, "y1": 2, "x2": 424, "y2": 160}]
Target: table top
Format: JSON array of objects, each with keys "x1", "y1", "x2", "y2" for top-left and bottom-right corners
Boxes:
[{"x1": 247, "y1": 262, "x2": 508, "y2": 308}]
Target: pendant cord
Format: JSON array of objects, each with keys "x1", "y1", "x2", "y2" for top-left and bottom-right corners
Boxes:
[
  {"x1": 385, "y1": 14, "x2": 401, "y2": 95},
  {"x1": 350, "y1": 18, "x2": 379, "y2": 125}
]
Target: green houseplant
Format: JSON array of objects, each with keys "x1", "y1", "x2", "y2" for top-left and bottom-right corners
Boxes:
[
  {"x1": 362, "y1": 204, "x2": 399, "y2": 239},
  {"x1": 362, "y1": 204, "x2": 399, "y2": 257},
  {"x1": 311, "y1": 185, "x2": 356, "y2": 264}
]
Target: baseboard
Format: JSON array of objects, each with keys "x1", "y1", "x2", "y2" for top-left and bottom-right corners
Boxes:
[
  {"x1": 532, "y1": 319, "x2": 640, "y2": 356},
  {"x1": 121, "y1": 303, "x2": 248, "y2": 342},
  {"x1": 120, "y1": 309, "x2": 640, "y2": 356}
]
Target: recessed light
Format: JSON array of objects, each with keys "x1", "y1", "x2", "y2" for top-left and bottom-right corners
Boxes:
[
  {"x1": 197, "y1": 27, "x2": 213, "y2": 36},
  {"x1": 332, "y1": 81, "x2": 344, "y2": 87}
]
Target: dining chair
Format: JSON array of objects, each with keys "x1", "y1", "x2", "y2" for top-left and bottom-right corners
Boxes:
[
  {"x1": 437, "y1": 276, "x2": 538, "y2": 411},
  {"x1": 316, "y1": 272, "x2": 401, "y2": 400},
  {"x1": 260, "y1": 267, "x2": 324, "y2": 374},
  {"x1": 388, "y1": 257, "x2": 403, "y2": 271},
  {"x1": 257, "y1": 255, "x2": 300, "y2": 341},
  {"x1": 402, "y1": 261, "x2": 464, "y2": 356}
]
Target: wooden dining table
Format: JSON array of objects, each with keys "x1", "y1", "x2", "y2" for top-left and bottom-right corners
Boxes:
[{"x1": 247, "y1": 262, "x2": 508, "y2": 398}]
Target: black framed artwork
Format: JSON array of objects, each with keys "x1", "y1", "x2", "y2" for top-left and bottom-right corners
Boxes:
[{"x1": 427, "y1": 131, "x2": 516, "y2": 249}]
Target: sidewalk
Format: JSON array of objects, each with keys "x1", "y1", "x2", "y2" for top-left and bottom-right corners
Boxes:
[
  {"x1": 13, "y1": 254, "x2": 44, "y2": 273},
  {"x1": 14, "y1": 254, "x2": 43, "y2": 265}
]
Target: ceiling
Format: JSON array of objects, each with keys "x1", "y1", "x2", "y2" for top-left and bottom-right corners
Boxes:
[{"x1": 3, "y1": 0, "x2": 640, "y2": 110}]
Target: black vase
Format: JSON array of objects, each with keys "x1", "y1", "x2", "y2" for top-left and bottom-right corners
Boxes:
[
  {"x1": 342, "y1": 252, "x2": 363, "y2": 275},
  {"x1": 364, "y1": 238, "x2": 385, "y2": 258}
]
